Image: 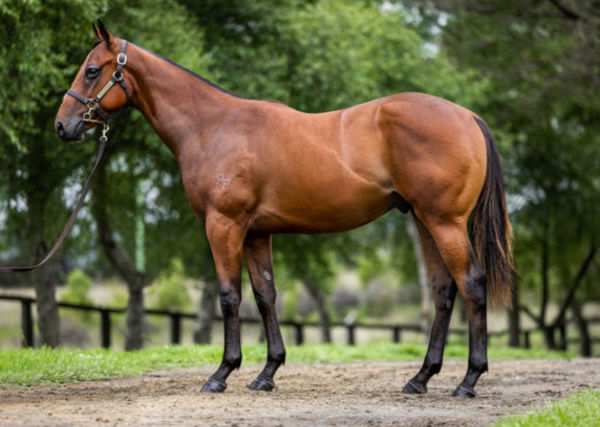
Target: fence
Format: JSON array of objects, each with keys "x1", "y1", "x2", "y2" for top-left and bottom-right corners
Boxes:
[
  {"x1": 0, "y1": 294, "x2": 598, "y2": 353},
  {"x1": 0, "y1": 294, "x2": 429, "y2": 348}
]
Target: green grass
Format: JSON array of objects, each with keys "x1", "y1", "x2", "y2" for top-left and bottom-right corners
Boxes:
[
  {"x1": 0, "y1": 343, "x2": 573, "y2": 386},
  {"x1": 493, "y1": 389, "x2": 600, "y2": 427}
]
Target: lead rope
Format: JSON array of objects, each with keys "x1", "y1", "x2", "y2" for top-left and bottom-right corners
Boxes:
[{"x1": 0, "y1": 124, "x2": 108, "y2": 273}]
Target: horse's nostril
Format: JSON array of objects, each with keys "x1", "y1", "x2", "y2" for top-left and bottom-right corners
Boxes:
[{"x1": 56, "y1": 121, "x2": 65, "y2": 138}]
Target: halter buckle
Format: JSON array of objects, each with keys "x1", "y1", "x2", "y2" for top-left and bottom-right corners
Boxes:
[
  {"x1": 116, "y1": 52, "x2": 127, "y2": 66},
  {"x1": 112, "y1": 71, "x2": 123, "y2": 82}
]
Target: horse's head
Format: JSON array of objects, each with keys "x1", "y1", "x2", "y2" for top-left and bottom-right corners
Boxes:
[{"x1": 55, "y1": 21, "x2": 131, "y2": 141}]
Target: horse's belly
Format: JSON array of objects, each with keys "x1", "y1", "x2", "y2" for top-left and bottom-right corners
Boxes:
[{"x1": 251, "y1": 181, "x2": 395, "y2": 234}]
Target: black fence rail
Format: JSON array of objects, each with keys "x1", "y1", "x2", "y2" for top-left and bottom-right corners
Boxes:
[
  {"x1": 1, "y1": 294, "x2": 598, "y2": 352},
  {"x1": 0, "y1": 294, "x2": 429, "y2": 348}
]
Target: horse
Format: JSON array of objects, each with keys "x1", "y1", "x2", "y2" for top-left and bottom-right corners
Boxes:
[{"x1": 55, "y1": 21, "x2": 513, "y2": 398}]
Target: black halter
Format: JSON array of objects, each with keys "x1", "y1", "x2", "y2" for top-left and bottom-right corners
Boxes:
[{"x1": 66, "y1": 39, "x2": 131, "y2": 126}]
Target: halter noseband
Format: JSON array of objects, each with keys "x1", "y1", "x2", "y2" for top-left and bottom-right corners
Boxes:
[{"x1": 66, "y1": 39, "x2": 131, "y2": 136}]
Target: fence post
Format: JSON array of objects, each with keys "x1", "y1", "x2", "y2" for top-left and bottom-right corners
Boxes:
[
  {"x1": 100, "y1": 309, "x2": 111, "y2": 349},
  {"x1": 294, "y1": 322, "x2": 304, "y2": 345},
  {"x1": 170, "y1": 313, "x2": 181, "y2": 345},
  {"x1": 393, "y1": 326, "x2": 401, "y2": 344},
  {"x1": 21, "y1": 299, "x2": 34, "y2": 348},
  {"x1": 346, "y1": 323, "x2": 355, "y2": 345}
]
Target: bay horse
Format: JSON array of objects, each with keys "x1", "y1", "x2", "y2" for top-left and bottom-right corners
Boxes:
[{"x1": 55, "y1": 22, "x2": 513, "y2": 398}]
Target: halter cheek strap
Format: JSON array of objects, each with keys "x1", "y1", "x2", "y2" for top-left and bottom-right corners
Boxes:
[{"x1": 66, "y1": 39, "x2": 130, "y2": 125}]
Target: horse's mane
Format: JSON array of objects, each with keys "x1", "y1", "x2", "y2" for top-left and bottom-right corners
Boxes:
[{"x1": 137, "y1": 45, "x2": 244, "y2": 99}]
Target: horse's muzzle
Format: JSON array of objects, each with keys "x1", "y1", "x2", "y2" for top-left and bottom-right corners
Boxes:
[{"x1": 55, "y1": 118, "x2": 84, "y2": 141}]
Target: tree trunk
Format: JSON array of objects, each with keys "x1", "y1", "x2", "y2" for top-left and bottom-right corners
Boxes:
[
  {"x1": 542, "y1": 325, "x2": 557, "y2": 349},
  {"x1": 551, "y1": 245, "x2": 597, "y2": 331},
  {"x1": 32, "y1": 266, "x2": 60, "y2": 348},
  {"x1": 521, "y1": 243, "x2": 596, "y2": 352},
  {"x1": 92, "y1": 155, "x2": 146, "y2": 350},
  {"x1": 194, "y1": 280, "x2": 218, "y2": 344},
  {"x1": 507, "y1": 278, "x2": 520, "y2": 347},
  {"x1": 406, "y1": 216, "x2": 430, "y2": 342},
  {"x1": 571, "y1": 300, "x2": 591, "y2": 357},
  {"x1": 28, "y1": 193, "x2": 60, "y2": 347},
  {"x1": 539, "y1": 236, "x2": 550, "y2": 328},
  {"x1": 125, "y1": 273, "x2": 145, "y2": 350},
  {"x1": 304, "y1": 279, "x2": 331, "y2": 343}
]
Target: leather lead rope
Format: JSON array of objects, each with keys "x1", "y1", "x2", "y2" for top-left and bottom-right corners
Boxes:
[
  {"x1": 0, "y1": 40, "x2": 129, "y2": 273},
  {"x1": 0, "y1": 128, "x2": 108, "y2": 273}
]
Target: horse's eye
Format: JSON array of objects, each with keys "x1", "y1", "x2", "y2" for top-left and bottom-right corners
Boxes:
[{"x1": 85, "y1": 66, "x2": 100, "y2": 80}]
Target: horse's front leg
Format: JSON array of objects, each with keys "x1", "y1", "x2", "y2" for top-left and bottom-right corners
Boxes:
[
  {"x1": 243, "y1": 232, "x2": 286, "y2": 391},
  {"x1": 200, "y1": 213, "x2": 246, "y2": 393}
]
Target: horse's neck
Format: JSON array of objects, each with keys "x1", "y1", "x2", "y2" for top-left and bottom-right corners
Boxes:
[{"x1": 128, "y1": 44, "x2": 237, "y2": 158}]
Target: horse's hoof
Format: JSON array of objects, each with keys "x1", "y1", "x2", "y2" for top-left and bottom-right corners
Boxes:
[
  {"x1": 452, "y1": 384, "x2": 476, "y2": 398},
  {"x1": 249, "y1": 375, "x2": 275, "y2": 391},
  {"x1": 402, "y1": 379, "x2": 427, "y2": 394},
  {"x1": 201, "y1": 378, "x2": 227, "y2": 393}
]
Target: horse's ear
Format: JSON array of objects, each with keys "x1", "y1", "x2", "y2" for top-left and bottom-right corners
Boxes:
[
  {"x1": 96, "y1": 19, "x2": 112, "y2": 46},
  {"x1": 92, "y1": 21, "x2": 100, "y2": 40}
]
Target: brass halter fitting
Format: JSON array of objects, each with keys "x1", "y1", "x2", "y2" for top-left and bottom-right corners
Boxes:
[{"x1": 66, "y1": 39, "x2": 130, "y2": 127}]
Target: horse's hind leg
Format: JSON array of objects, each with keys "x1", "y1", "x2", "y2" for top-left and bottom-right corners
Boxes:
[
  {"x1": 243, "y1": 233, "x2": 286, "y2": 391},
  {"x1": 403, "y1": 215, "x2": 457, "y2": 394},
  {"x1": 421, "y1": 219, "x2": 488, "y2": 398}
]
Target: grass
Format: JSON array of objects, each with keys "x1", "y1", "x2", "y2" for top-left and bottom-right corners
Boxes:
[
  {"x1": 493, "y1": 388, "x2": 600, "y2": 427},
  {"x1": 0, "y1": 342, "x2": 573, "y2": 386}
]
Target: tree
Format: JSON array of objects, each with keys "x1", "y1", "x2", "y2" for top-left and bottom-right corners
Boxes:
[
  {"x1": 0, "y1": 0, "x2": 111, "y2": 346},
  {"x1": 410, "y1": 0, "x2": 600, "y2": 351},
  {"x1": 0, "y1": 0, "x2": 218, "y2": 348}
]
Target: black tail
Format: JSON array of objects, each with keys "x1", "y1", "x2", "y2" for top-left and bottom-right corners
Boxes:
[{"x1": 472, "y1": 116, "x2": 514, "y2": 307}]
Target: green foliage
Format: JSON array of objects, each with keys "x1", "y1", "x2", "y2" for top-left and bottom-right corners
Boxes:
[
  {"x1": 0, "y1": 343, "x2": 573, "y2": 386},
  {"x1": 0, "y1": 0, "x2": 111, "y2": 268},
  {"x1": 494, "y1": 389, "x2": 600, "y2": 427},
  {"x1": 356, "y1": 252, "x2": 386, "y2": 286},
  {"x1": 281, "y1": 286, "x2": 300, "y2": 321},
  {"x1": 428, "y1": 0, "x2": 600, "y2": 315},
  {"x1": 0, "y1": 0, "x2": 108, "y2": 148},
  {"x1": 0, "y1": 0, "x2": 487, "y2": 303},
  {"x1": 146, "y1": 258, "x2": 192, "y2": 312},
  {"x1": 4, "y1": 0, "x2": 597, "y2": 339},
  {"x1": 0, "y1": 0, "x2": 216, "y2": 281},
  {"x1": 106, "y1": 282, "x2": 129, "y2": 308},
  {"x1": 60, "y1": 268, "x2": 94, "y2": 325},
  {"x1": 60, "y1": 269, "x2": 93, "y2": 306}
]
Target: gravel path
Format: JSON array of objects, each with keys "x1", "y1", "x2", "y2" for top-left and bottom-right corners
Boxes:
[{"x1": 1, "y1": 358, "x2": 599, "y2": 426}]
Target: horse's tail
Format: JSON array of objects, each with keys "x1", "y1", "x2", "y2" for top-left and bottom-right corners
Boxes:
[{"x1": 472, "y1": 116, "x2": 514, "y2": 307}]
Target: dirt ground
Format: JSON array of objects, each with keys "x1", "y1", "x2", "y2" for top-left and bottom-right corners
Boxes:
[{"x1": 1, "y1": 358, "x2": 599, "y2": 426}]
